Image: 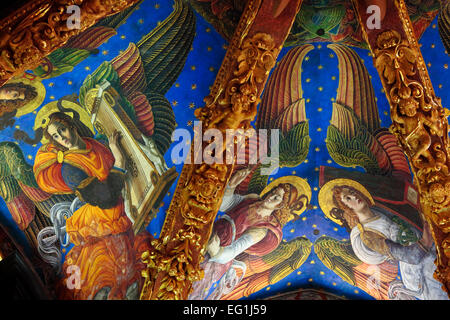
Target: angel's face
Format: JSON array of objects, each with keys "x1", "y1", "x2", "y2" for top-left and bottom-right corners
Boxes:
[
  {"x1": 263, "y1": 186, "x2": 285, "y2": 210},
  {"x1": 0, "y1": 87, "x2": 24, "y2": 101},
  {"x1": 340, "y1": 188, "x2": 367, "y2": 213},
  {"x1": 47, "y1": 122, "x2": 78, "y2": 149}
]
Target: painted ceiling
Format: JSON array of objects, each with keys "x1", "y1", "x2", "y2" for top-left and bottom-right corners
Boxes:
[{"x1": 0, "y1": 0, "x2": 449, "y2": 300}]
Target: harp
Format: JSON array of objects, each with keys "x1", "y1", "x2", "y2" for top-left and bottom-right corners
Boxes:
[{"x1": 82, "y1": 81, "x2": 177, "y2": 234}]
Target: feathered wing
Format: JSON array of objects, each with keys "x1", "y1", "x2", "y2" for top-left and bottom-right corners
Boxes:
[
  {"x1": 220, "y1": 237, "x2": 312, "y2": 300},
  {"x1": 326, "y1": 44, "x2": 411, "y2": 180},
  {"x1": 314, "y1": 236, "x2": 362, "y2": 285},
  {"x1": 257, "y1": 44, "x2": 313, "y2": 166},
  {"x1": 234, "y1": 45, "x2": 314, "y2": 195},
  {"x1": 79, "y1": 0, "x2": 195, "y2": 155},
  {"x1": 32, "y1": 2, "x2": 142, "y2": 79},
  {"x1": 94, "y1": 0, "x2": 143, "y2": 30},
  {"x1": 135, "y1": 0, "x2": 196, "y2": 96},
  {"x1": 439, "y1": 0, "x2": 450, "y2": 55},
  {"x1": 0, "y1": 142, "x2": 74, "y2": 249},
  {"x1": 314, "y1": 236, "x2": 399, "y2": 300}
]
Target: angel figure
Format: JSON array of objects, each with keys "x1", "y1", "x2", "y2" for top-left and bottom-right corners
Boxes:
[
  {"x1": 0, "y1": 74, "x2": 46, "y2": 131},
  {"x1": 229, "y1": 44, "x2": 313, "y2": 197},
  {"x1": 316, "y1": 178, "x2": 448, "y2": 300},
  {"x1": 16, "y1": 0, "x2": 194, "y2": 165},
  {"x1": 189, "y1": 170, "x2": 312, "y2": 300},
  {"x1": 316, "y1": 43, "x2": 447, "y2": 300},
  {"x1": 0, "y1": 0, "x2": 195, "y2": 300},
  {"x1": 33, "y1": 112, "x2": 152, "y2": 300}
]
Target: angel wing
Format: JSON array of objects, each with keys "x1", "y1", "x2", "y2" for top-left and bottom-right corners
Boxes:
[
  {"x1": 78, "y1": 0, "x2": 195, "y2": 156},
  {"x1": 314, "y1": 235, "x2": 399, "y2": 300},
  {"x1": 314, "y1": 235, "x2": 362, "y2": 285},
  {"x1": 438, "y1": 0, "x2": 450, "y2": 55},
  {"x1": 220, "y1": 236, "x2": 312, "y2": 300},
  {"x1": 233, "y1": 45, "x2": 313, "y2": 195},
  {"x1": 0, "y1": 142, "x2": 75, "y2": 249},
  {"x1": 325, "y1": 44, "x2": 411, "y2": 182},
  {"x1": 31, "y1": 1, "x2": 143, "y2": 79}
]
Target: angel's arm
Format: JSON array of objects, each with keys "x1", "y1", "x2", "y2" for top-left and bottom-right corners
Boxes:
[
  {"x1": 350, "y1": 226, "x2": 389, "y2": 265},
  {"x1": 219, "y1": 167, "x2": 258, "y2": 212},
  {"x1": 385, "y1": 240, "x2": 429, "y2": 265},
  {"x1": 209, "y1": 228, "x2": 268, "y2": 264}
]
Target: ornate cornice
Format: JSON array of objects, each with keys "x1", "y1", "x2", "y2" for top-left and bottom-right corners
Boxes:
[
  {"x1": 353, "y1": 0, "x2": 450, "y2": 296},
  {"x1": 0, "y1": 0, "x2": 140, "y2": 86},
  {"x1": 140, "y1": 0, "x2": 303, "y2": 300}
]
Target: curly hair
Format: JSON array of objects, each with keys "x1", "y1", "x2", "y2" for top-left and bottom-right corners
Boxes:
[
  {"x1": 0, "y1": 82, "x2": 37, "y2": 116},
  {"x1": 43, "y1": 112, "x2": 77, "y2": 151},
  {"x1": 262, "y1": 183, "x2": 308, "y2": 226},
  {"x1": 331, "y1": 185, "x2": 372, "y2": 232}
]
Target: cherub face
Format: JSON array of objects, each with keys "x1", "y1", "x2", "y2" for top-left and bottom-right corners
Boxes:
[
  {"x1": 399, "y1": 97, "x2": 418, "y2": 117},
  {"x1": 263, "y1": 186, "x2": 285, "y2": 210},
  {"x1": 47, "y1": 122, "x2": 78, "y2": 149},
  {"x1": 340, "y1": 187, "x2": 368, "y2": 212}
]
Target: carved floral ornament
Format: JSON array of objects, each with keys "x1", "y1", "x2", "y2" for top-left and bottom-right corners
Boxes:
[
  {"x1": 196, "y1": 32, "x2": 279, "y2": 133},
  {"x1": 140, "y1": 30, "x2": 280, "y2": 300},
  {"x1": 373, "y1": 28, "x2": 450, "y2": 290},
  {"x1": 0, "y1": 0, "x2": 139, "y2": 85}
]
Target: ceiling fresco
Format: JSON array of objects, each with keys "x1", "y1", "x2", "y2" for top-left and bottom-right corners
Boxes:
[{"x1": 0, "y1": 0, "x2": 449, "y2": 300}]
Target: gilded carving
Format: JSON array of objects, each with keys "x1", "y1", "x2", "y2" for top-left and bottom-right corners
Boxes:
[
  {"x1": 374, "y1": 30, "x2": 445, "y2": 174},
  {"x1": 196, "y1": 33, "x2": 279, "y2": 133},
  {"x1": 140, "y1": 31, "x2": 280, "y2": 300},
  {"x1": 352, "y1": 0, "x2": 450, "y2": 294},
  {"x1": 0, "y1": 0, "x2": 139, "y2": 85},
  {"x1": 139, "y1": 0, "x2": 299, "y2": 300}
]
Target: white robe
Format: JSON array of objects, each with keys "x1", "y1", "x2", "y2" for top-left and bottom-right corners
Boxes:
[{"x1": 350, "y1": 208, "x2": 448, "y2": 300}]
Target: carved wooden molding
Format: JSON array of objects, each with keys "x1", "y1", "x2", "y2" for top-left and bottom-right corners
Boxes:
[
  {"x1": 0, "y1": 0, "x2": 140, "y2": 86},
  {"x1": 353, "y1": 0, "x2": 450, "y2": 296},
  {"x1": 139, "y1": 0, "x2": 303, "y2": 300}
]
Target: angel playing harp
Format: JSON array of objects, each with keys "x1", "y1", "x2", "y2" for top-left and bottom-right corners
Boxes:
[
  {"x1": 33, "y1": 111, "x2": 154, "y2": 300},
  {"x1": 189, "y1": 170, "x2": 312, "y2": 300},
  {"x1": 0, "y1": 0, "x2": 195, "y2": 300}
]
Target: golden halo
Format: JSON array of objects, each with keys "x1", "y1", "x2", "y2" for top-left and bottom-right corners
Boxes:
[
  {"x1": 260, "y1": 175, "x2": 311, "y2": 217},
  {"x1": 318, "y1": 178, "x2": 375, "y2": 226},
  {"x1": 34, "y1": 100, "x2": 95, "y2": 144},
  {"x1": 6, "y1": 75, "x2": 46, "y2": 117}
]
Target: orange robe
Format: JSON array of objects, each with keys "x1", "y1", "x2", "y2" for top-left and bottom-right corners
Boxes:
[{"x1": 34, "y1": 138, "x2": 148, "y2": 299}]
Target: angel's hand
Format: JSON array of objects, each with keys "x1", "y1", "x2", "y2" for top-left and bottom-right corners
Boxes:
[
  {"x1": 109, "y1": 130, "x2": 124, "y2": 169},
  {"x1": 419, "y1": 219, "x2": 434, "y2": 249},
  {"x1": 227, "y1": 167, "x2": 252, "y2": 189},
  {"x1": 207, "y1": 233, "x2": 221, "y2": 258},
  {"x1": 13, "y1": 129, "x2": 28, "y2": 141}
]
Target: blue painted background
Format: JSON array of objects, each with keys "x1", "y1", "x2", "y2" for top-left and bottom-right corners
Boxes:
[{"x1": 0, "y1": 0, "x2": 448, "y2": 300}]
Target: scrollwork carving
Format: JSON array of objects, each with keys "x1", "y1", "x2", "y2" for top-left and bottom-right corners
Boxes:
[
  {"x1": 0, "y1": 0, "x2": 139, "y2": 85},
  {"x1": 353, "y1": 0, "x2": 450, "y2": 295},
  {"x1": 196, "y1": 32, "x2": 279, "y2": 132},
  {"x1": 139, "y1": 0, "x2": 299, "y2": 300}
]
